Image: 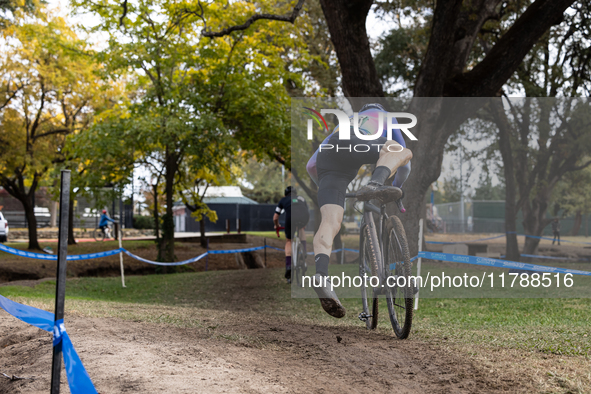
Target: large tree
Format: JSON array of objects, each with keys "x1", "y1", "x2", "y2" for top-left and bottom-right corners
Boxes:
[
  {"x1": 193, "y1": 0, "x2": 581, "y2": 257},
  {"x1": 318, "y1": 0, "x2": 579, "y2": 256},
  {"x1": 74, "y1": 0, "x2": 304, "y2": 261},
  {"x1": 0, "y1": 13, "x2": 106, "y2": 250}
]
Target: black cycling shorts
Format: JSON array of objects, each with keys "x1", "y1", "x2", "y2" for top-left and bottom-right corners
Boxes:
[
  {"x1": 317, "y1": 133, "x2": 388, "y2": 208},
  {"x1": 285, "y1": 216, "x2": 292, "y2": 240}
]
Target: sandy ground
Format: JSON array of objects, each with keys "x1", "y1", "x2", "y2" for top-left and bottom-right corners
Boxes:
[
  {"x1": 1, "y1": 313, "x2": 536, "y2": 394},
  {"x1": 0, "y1": 268, "x2": 540, "y2": 394}
]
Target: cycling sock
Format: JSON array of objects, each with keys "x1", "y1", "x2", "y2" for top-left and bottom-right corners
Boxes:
[
  {"x1": 302, "y1": 241, "x2": 307, "y2": 255},
  {"x1": 315, "y1": 254, "x2": 329, "y2": 276},
  {"x1": 371, "y1": 166, "x2": 391, "y2": 185},
  {"x1": 286, "y1": 256, "x2": 292, "y2": 270}
]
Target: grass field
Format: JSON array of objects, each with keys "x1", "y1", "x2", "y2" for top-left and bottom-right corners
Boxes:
[
  {"x1": 1, "y1": 233, "x2": 590, "y2": 392},
  {"x1": 1, "y1": 270, "x2": 589, "y2": 359}
]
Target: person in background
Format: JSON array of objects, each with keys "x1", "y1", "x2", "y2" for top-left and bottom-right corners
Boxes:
[
  {"x1": 273, "y1": 186, "x2": 309, "y2": 283},
  {"x1": 552, "y1": 218, "x2": 561, "y2": 245},
  {"x1": 99, "y1": 209, "x2": 116, "y2": 239}
]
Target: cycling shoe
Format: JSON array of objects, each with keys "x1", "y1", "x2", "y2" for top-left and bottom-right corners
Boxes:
[
  {"x1": 355, "y1": 182, "x2": 402, "y2": 203},
  {"x1": 311, "y1": 274, "x2": 346, "y2": 318}
]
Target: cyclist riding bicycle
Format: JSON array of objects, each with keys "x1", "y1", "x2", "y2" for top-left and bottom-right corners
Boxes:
[
  {"x1": 99, "y1": 209, "x2": 116, "y2": 239},
  {"x1": 273, "y1": 186, "x2": 310, "y2": 283},
  {"x1": 306, "y1": 103, "x2": 413, "y2": 318}
]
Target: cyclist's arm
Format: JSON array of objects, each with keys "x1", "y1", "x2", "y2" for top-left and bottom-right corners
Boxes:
[
  {"x1": 273, "y1": 201, "x2": 284, "y2": 229},
  {"x1": 306, "y1": 151, "x2": 319, "y2": 186}
]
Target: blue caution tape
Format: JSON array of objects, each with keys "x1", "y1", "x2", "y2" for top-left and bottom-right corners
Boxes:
[
  {"x1": 0, "y1": 243, "x2": 122, "y2": 261},
  {"x1": 415, "y1": 251, "x2": 591, "y2": 276},
  {"x1": 209, "y1": 246, "x2": 266, "y2": 254},
  {"x1": 122, "y1": 250, "x2": 208, "y2": 266},
  {"x1": 66, "y1": 249, "x2": 123, "y2": 261},
  {"x1": 266, "y1": 246, "x2": 285, "y2": 252},
  {"x1": 517, "y1": 233, "x2": 591, "y2": 246},
  {"x1": 0, "y1": 243, "x2": 58, "y2": 260},
  {"x1": 0, "y1": 295, "x2": 98, "y2": 394}
]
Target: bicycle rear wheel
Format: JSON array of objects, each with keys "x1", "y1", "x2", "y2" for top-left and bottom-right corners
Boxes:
[
  {"x1": 384, "y1": 215, "x2": 413, "y2": 339},
  {"x1": 93, "y1": 228, "x2": 105, "y2": 242},
  {"x1": 359, "y1": 219, "x2": 380, "y2": 330},
  {"x1": 294, "y1": 243, "x2": 306, "y2": 287}
]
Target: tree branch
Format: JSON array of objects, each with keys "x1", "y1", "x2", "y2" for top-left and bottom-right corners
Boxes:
[
  {"x1": 119, "y1": 0, "x2": 128, "y2": 27},
  {"x1": 447, "y1": 0, "x2": 576, "y2": 96},
  {"x1": 202, "y1": 0, "x2": 306, "y2": 38},
  {"x1": 31, "y1": 128, "x2": 71, "y2": 142}
]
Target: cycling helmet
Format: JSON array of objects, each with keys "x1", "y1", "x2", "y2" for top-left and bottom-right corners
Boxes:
[
  {"x1": 360, "y1": 103, "x2": 386, "y2": 112},
  {"x1": 284, "y1": 186, "x2": 295, "y2": 196},
  {"x1": 102, "y1": 209, "x2": 107, "y2": 214}
]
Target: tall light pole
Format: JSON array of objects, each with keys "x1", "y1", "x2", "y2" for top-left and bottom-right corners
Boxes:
[{"x1": 459, "y1": 142, "x2": 465, "y2": 233}]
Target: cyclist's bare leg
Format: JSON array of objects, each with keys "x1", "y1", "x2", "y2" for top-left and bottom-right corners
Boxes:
[
  {"x1": 313, "y1": 204, "x2": 344, "y2": 272},
  {"x1": 314, "y1": 204, "x2": 343, "y2": 256},
  {"x1": 311, "y1": 204, "x2": 346, "y2": 318},
  {"x1": 374, "y1": 142, "x2": 412, "y2": 181},
  {"x1": 284, "y1": 238, "x2": 292, "y2": 256}
]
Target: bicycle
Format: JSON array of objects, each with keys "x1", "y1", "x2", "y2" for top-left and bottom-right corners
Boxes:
[
  {"x1": 291, "y1": 226, "x2": 308, "y2": 287},
  {"x1": 276, "y1": 225, "x2": 307, "y2": 286},
  {"x1": 93, "y1": 225, "x2": 112, "y2": 242},
  {"x1": 346, "y1": 186, "x2": 414, "y2": 339}
]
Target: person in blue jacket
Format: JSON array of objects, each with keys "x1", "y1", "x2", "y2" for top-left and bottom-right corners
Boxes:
[{"x1": 99, "y1": 209, "x2": 116, "y2": 239}]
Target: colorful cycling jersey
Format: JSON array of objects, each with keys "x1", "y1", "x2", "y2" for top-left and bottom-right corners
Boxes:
[{"x1": 306, "y1": 108, "x2": 408, "y2": 186}]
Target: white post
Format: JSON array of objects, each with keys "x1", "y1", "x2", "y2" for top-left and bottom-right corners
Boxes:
[
  {"x1": 118, "y1": 226, "x2": 126, "y2": 288},
  {"x1": 340, "y1": 199, "x2": 345, "y2": 265},
  {"x1": 414, "y1": 218, "x2": 423, "y2": 310}
]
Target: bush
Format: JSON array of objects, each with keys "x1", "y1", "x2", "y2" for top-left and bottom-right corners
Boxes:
[{"x1": 133, "y1": 215, "x2": 155, "y2": 229}]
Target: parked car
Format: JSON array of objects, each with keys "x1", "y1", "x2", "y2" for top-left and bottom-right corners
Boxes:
[{"x1": 0, "y1": 212, "x2": 8, "y2": 242}]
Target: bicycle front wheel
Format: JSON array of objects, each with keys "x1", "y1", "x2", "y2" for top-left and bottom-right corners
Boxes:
[
  {"x1": 359, "y1": 220, "x2": 380, "y2": 330},
  {"x1": 384, "y1": 215, "x2": 413, "y2": 339},
  {"x1": 93, "y1": 228, "x2": 105, "y2": 242}
]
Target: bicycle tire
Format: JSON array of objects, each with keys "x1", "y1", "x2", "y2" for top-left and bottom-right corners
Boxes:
[
  {"x1": 359, "y1": 217, "x2": 381, "y2": 330},
  {"x1": 298, "y1": 244, "x2": 308, "y2": 286},
  {"x1": 384, "y1": 215, "x2": 413, "y2": 339},
  {"x1": 93, "y1": 228, "x2": 105, "y2": 242}
]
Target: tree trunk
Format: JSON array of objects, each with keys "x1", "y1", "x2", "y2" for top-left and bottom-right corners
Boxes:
[
  {"x1": 571, "y1": 211, "x2": 582, "y2": 236},
  {"x1": 398, "y1": 98, "x2": 490, "y2": 257},
  {"x1": 158, "y1": 150, "x2": 178, "y2": 263},
  {"x1": 68, "y1": 195, "x2": 77, "y2": 245},
  {"x1": 490, "y1": 99, "x2": 520, "y2": 260},
  {"x1": 153, "y1": 184, "x2": 160, "y2": 244},
  {"x1": 1, "y1": 177, "x2": 42, "y2": 250},
  {"x1": 521, "y1": 196, "x2": 551, "y2": 255},
  {"x1": 318, "y1": 0, "x2": 384, "y2": 101},
  {"x1": 23, "y1": 197, "x2": 41, "y2": 250}
]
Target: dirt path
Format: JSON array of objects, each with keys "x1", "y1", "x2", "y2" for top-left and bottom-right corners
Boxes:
[
  {"x1": 0, "y1": 312, "x2": 531, "y2": 394},
  {"x1": 0, "y1": 265, "x2": 534, "y2": 394}
]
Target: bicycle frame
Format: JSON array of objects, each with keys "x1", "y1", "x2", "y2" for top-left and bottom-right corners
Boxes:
[
  {"x1": 291, "y1": 229, "x2": 300, "y2": 269},
  {"x1": 360, "y1": 201, "x2": 391, "y2": 289}
]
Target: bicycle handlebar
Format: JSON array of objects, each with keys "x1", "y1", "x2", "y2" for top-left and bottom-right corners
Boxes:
[{"x1": 275, "y1": 226, "x2": 285, "y2": 238}]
